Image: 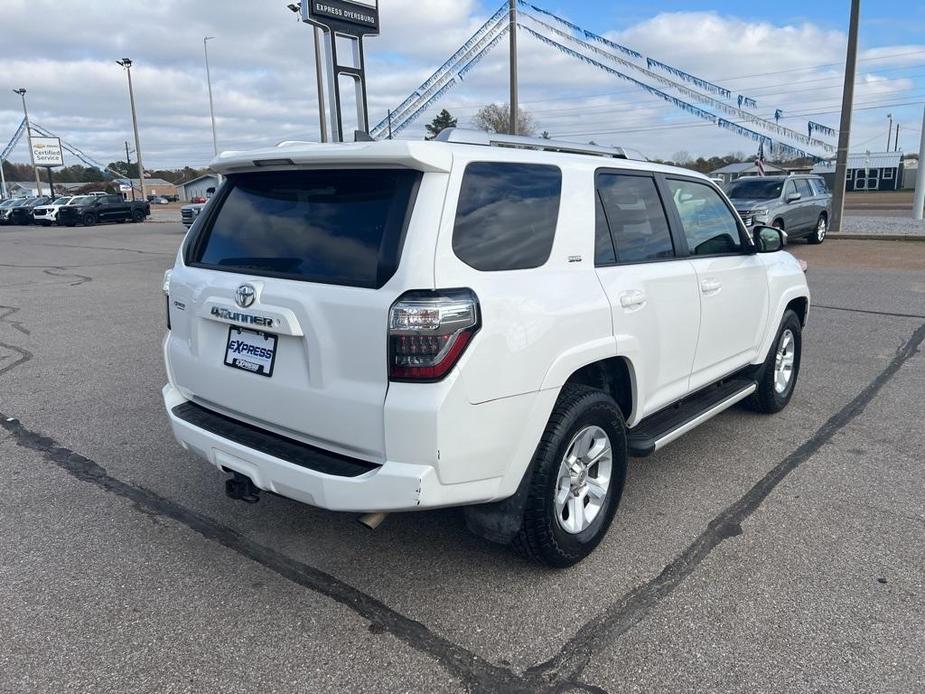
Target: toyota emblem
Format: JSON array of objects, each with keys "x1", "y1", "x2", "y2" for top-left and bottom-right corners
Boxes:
[{"x1": 234, "y1": 284, "x2": 256, "y2": 308}]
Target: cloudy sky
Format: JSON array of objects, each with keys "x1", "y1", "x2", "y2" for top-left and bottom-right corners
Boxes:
[{"x1": 1, "y1": 0, "x2": 923, "y2": 171}]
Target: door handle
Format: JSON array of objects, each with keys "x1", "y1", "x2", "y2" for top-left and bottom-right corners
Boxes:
[
  {"x1": 619, "y1": 290, "x2": 647, "y2": 310},
  {"x1": 700, "y1": 278, "x2": 722, "y2": 295}
]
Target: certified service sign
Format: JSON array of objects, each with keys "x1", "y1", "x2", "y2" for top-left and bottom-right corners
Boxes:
[{"x1": 31, "y1": 137, "x2": 64, "y2": 167}]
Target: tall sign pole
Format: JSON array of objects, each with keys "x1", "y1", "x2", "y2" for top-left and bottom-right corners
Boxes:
[
  {"x1": 314, "y1": 27, "x2": 329, "y2": 142},
  {"x1": 13, "y1": 89, "x2": 42, "y2": 196},
  {"x1": 299, "y1": 1, "x2": 380, "y2": 142},
  {"x1": 830, "y1": 0, "x2": 860, "y2": 233},
  {"x1": 509, "y1": 0, "x2": 518, "y2": 135}
]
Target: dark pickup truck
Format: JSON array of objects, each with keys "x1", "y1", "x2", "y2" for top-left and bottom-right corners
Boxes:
[{"x1": 57, "y1": 194, "x2": 150, "y2": 227}]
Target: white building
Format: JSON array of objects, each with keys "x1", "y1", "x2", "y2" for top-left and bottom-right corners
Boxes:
[{"x1": 176, "y1": 174, "x2": 221, "y2": 201}]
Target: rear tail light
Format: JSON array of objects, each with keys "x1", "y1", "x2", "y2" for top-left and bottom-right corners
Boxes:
[
  {"x1": 389, "y1": 289, "x2": 480, "y2": 382},
  {"x1": 163, "y1": 270, "x2": 172, "y2": 330}
]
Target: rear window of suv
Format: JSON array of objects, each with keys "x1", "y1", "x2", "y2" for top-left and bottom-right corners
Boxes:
[
  {"x1": 190, "y1": 169, "x2": 421, "y2": 288},
  {"x1": 452, "y1": 162, "x2": 562, "y2": 271}
]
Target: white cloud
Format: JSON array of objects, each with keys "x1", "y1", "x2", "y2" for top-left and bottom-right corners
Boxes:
[{"x1": 0, "y1": 2, "x2": 922, "y2": 171}]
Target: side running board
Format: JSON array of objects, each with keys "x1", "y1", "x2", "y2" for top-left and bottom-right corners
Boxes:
[{"x1": 627, "y1": 378, "x2": 757, "y2": 458}]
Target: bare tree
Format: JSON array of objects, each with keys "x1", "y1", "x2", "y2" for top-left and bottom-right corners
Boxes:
[{"x1": 472, "y1": 103, "x2": 536, "y2": 136}]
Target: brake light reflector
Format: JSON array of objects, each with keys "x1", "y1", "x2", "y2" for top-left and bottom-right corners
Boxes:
[{"x1": 389, "y1": 290, "x2": 480, "y2": 382}]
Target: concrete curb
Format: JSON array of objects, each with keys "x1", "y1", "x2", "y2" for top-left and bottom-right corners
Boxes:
[{"x1": 828, "y1": 233, "x2": 925, "y2": 242}]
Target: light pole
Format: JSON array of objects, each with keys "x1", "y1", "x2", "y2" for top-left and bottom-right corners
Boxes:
[
  {"x1": 13, "y1": 89, "x2": 42, "y2": 196},
  {"x1": 886, "y1": 113, "x2": 893, "y2": 151},
  {"x1": 203, "y1": 36, "x2": 219, "y2": 157},
  {"x1": 287, "y1": 3, "x2": 329, "y2": 142},
  {"x1": 116, "y1": 58, "x2": 146, "y2": 202}
]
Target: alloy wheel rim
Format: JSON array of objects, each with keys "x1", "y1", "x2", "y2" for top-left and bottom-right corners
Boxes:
[
  {"x1": 554, "y1": 425, "x2": 613, "y2": 535},
  {"x1": 774, "y1": 329, "x2": 796, "y2": 394},
  {"x1": 817, "y1": 217, "x2": 827, "y2": 241}
]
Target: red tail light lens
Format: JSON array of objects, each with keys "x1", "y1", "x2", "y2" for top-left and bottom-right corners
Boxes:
[{"x1": 389, "y1": 289, "x2": 480, "y2": 382}]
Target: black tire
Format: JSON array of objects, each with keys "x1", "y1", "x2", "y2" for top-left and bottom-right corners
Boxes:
[
  {"x1": 39, "y1": 221, "x2": 51, "y2": 227},
  {"x1": 64, "y1": 222, "x2": 76, "y2": 227},
  {"x1": 807, "y1": 213, "x2": 827, "y2": 245},
  {"x1": 512, "y1": 385, "x2": 628, "y2": 568},
  {"x1": 748, "y1": 310, "x2": 802, "y2": 414},
  {"x1": 131, "y1": 209, "x2": 145, "y2": 223},
  {"x1": 82, "y1": 213, "x2": 97, "y2": 227}
]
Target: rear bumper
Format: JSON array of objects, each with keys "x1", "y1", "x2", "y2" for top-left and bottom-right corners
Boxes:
[{"x1": 163, "y1": 383, "x2": 506, "y2": 512}]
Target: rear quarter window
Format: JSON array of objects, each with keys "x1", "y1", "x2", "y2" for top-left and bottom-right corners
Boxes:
[
  {"x1": 452, "y1": 162, "x2": 562, "y2": 271},
  {"x1": 190, "y1": 169, "x2": 421, "y2": 288}
]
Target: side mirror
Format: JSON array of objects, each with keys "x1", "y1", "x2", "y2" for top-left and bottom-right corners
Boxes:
[
  {"x1": 755, "y1": 225, "x2": 786, "y2": 253},
  {"x1": 786, "y1": 192, "x2": 802, "y2": 203}
]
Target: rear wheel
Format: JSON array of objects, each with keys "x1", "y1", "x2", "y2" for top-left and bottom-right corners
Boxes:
[
  {"x1": 748, "y1": 310, "x2": 802, "y2": 414},
  {"x1": 82, "y1": 213, "x2": 97, "y2": 227},
  {"x1": 807, "y1": 214, "x2": 827, "y2": 244},
  {"x1": 512, "y1": 385, "x2": 627, "y2": 567}
]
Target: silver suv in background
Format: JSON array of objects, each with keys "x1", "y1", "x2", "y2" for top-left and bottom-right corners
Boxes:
[{"x1": 726, "y1": 175, "x2": 832, "y2": 244}]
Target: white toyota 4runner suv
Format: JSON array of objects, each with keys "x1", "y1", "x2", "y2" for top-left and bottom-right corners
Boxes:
[{"x1": 162, "y1": 129, "x2": 809, "y2": 567}]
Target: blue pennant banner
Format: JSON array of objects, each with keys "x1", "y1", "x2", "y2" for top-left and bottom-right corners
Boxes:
[
  {"x1": 581, "y1": 29, "x2": 643, "y2": 60},
  {"x1": 649, "y1": 58, "x2": 733, "y2": 100},
  {"x1": 808, "y1": 121, "x2": 837, "y2": 138}
]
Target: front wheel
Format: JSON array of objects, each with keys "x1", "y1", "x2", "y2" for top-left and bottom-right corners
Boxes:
[
  {"x1": 131, "y1": 209, "x2": 145, "y2": 223},
  {"x1": 82, "y1": 213, "x2": 97, "y2": 227},
  {"x1": 748, "y1": 310, "x2": 802, "y2": 414},
  {"x1": 512, "y1": 385, "x2": 628, "y2": 567},
  {"x1": 807, "y1": 214, "x2": 827, "y2": 244}
]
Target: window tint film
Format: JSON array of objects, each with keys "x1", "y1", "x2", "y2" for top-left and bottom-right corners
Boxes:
[
  {"x1": 194, "y1": 169, "x2": 421, "y2": 288},
  {"x1": 452, "y1": 162, "x2": 562, "y2": 271},
  {"x1": 596, "y1": 174, "x2": 674, "y2": 263},
  {"x1": 809, "y1": 178, "x2": 828, "y2": 196},
  {"x1": 667, "y1": 179, "x2": 743, "y2": 256},
  {"x1": 796, "y1": 179, "x2": 814, "y2": 197}
]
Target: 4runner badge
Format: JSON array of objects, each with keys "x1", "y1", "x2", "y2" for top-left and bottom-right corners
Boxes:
[{"x1": 235, "y1": 284, "x2": 256, "y2": 308}]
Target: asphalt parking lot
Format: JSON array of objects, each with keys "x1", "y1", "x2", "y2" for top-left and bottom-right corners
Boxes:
[{"x1": 1, "y1": 222, "x2": 923, "y2": 693}]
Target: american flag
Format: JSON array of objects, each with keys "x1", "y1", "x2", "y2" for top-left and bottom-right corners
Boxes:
[{"x1": 755, "y1": 141, "x2": 766, "y2": 176}]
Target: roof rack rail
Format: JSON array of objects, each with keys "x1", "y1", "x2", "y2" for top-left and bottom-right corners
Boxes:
[{"x1": 435, "y1": 128, "x2": 639, "y2": 160}]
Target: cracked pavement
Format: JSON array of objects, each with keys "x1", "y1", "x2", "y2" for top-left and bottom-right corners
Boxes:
[{"x1": 1, "y1": 224, "x2": 923, "y2": 693}]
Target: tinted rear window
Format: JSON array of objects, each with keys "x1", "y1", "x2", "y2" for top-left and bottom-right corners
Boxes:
[
  {"x1": 192, "y1": 169, "x2": 421, "y2": 288},
  {"x1": 452, "y1": 162, "x2": 562, "y2": 271}
]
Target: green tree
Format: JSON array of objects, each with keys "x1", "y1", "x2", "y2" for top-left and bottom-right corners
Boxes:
[
  {"x1": 425, "y1": 109, "x2": 458, "y2": 140},
  {"x1": 472, "y1": 103, "x2": 536, "y2": 136}
]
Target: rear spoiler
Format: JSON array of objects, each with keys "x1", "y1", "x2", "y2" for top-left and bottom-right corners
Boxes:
[{"x1": 211, "y1": 140, "x2": 454, "y2": 175}]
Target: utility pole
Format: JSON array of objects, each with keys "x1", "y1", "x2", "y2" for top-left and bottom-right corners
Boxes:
[
  {"x1": 894, "y1": 124, "x2": 900, "y2": 152},
  {"x1": 0, "y1": 153, "x2": 7, "y2": 199},
  {"x1": 830, "y1": 0, "x2": 860, "y2": 234},
  {"x1": 116, "y1": 58, "x2": 146, "y2": 202},
  {"x1": 204, "y1": 37, "x2": 219, "y2": 157},
  {"x1": 13, "y1": 89, "x2": 42, "y2": 196},
  {"x1": 886, "y1": 113, "x2": 893, "y2": 151},
  {"x1": 125, "y1": 141, "x2": 136, "y2": 201},
  {"x1": 913, "y1": 105, "x2": 925, "y2": 221},
  {"x1": 387, "y1": 110, "x2": 393, "y2": 139},
  {"x1": 508, "y1": 0, "x2": 518, "y2": 135}
]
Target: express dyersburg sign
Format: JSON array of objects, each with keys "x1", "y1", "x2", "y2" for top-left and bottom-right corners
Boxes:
[
  {"x1": 304, "y1": 0, "x2": 379, "y2": 35},
  {"x1": 31, "y1": 137, "x2": 64, "y2": 167}
]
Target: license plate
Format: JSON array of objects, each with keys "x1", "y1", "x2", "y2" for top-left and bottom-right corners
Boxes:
[{"x1": 224, "y1": 327, "x2": 278, "y2": 377}]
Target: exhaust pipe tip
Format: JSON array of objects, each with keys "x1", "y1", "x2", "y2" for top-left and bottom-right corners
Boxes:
[{"x1": 358, "y1": 512, "x2": 388, "y2": 530}]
